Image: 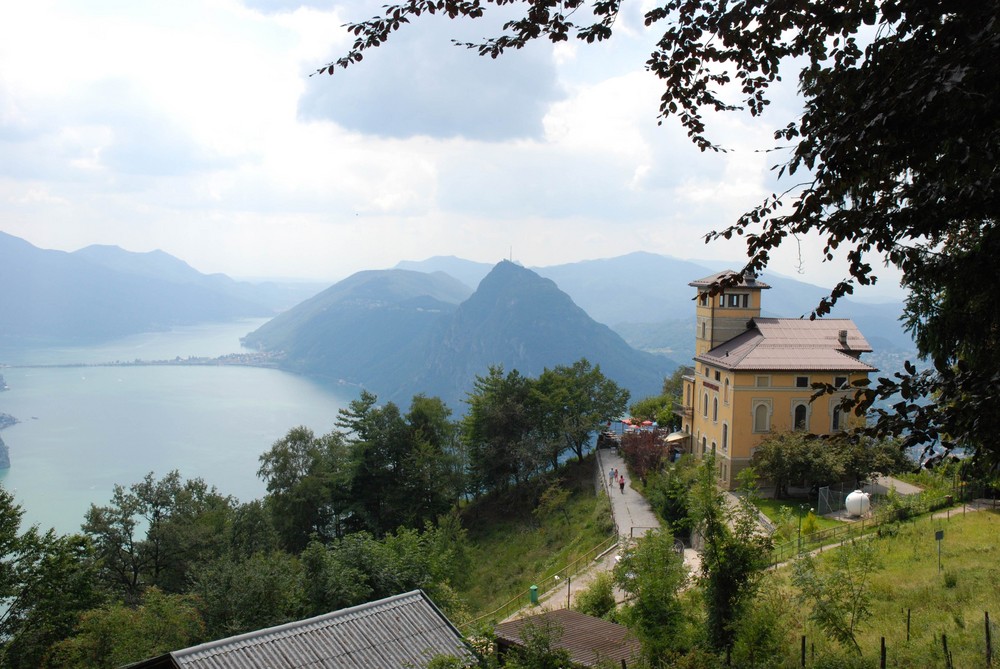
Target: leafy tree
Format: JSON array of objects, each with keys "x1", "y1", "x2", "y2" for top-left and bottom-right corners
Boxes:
[
  {"x1": 463, "y1": 366, "x2": 545, "y2": 495},
  {"x1": 614, "y1": 530, "x2": 688, "y2": 660},
  {"x1": 833, "y1": 436, "x2": 912, "y2": 488},
  {"x1": 323, "y1": 0, "x2": 1000, "y2": 467},
  {"x1": 573, "y1": 571, "x2": 616, "y2": 619},
  {"x1": 258, "y1": 426, "x2": 351, "y2": 551},
  {"x1": 337, "y1": 392, "x2": 461, "y2": 536},
  {"x1": 46, "y1": 588, "x2": 204, "y2": 669},
  {"x1": 751, "y1": 432, "x2": 844, "y2": 499},
  {"x1": 0, "y1": 488, "x2": 102, "y2": 669},
  {"x1": 644, "y1": 457, "x2": 697, "y2": 541},
  {"x1": 619, "y1": 429, "x2": 668, "y2": 483},
  {"x1": 83, "y1": 471, "x2": 235, "y2": 602},
  {"x1": 692, "y1": 463, "x2": 772, "y2": 655},
  {"x1": 792, "y1": 539, "x2": 883, "y2": 655},
  {"x1": 628, "y1": 394, "x2": 678, "y2": 431},
  {"x1": 535, "y1": 359, "x2": 629, "y2": 463},
  {"x1": 190, "y1": 550, "x2": 305, "y2": 639}
]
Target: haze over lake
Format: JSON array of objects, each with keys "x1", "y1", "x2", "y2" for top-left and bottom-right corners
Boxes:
[{"x1": 0, "y1": 319, "x2": 355, "y2": 534}]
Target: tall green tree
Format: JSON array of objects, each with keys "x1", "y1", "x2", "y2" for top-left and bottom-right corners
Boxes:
[
  {"x1": 462, "y1": 366, "x2": 545, "y2": 495},
  {"x1": 83, "y1": 471, "x2": 234, "y2": 602},
  {"x1": 0, "y1": 487, "x2": 102, "y2": 669},
  {"x1": 258, "y1": 427, "x2": 351, "y2": 551},
  {"x1": 692, "y1": 463, "x2": 773, "y2": 655},
  {"x1": 337, "y1": 392, "x2": 460, "y2": 536},
  {"x1": 613, "y1": 530, "x2": 689, "y2": 660},
  {"x1": 751, "y1": 432, "x2": 844, "y2": 499},
  {"x1": 323, "y1": 0, "x2": 1000, "y2": 466},
  {"x1": 535, "y1": 358, "x2": 628, "y2": 463}
]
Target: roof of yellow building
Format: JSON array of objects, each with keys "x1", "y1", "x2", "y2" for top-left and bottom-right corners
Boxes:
[
  {"x1": 689, "y1": 269, "x2": 771, "y2": 290},
  {"x1": 696, "y1": 317, "x2": 877, "y2": 372}
]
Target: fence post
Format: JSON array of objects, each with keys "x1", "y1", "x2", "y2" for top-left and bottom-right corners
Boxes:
[
  {"x1": 801, "y1": 635, "x2": 806, "y2": 668},
  {"x1": 987, "y1": 611, "x2": 993, "y2": 667},
  {"x1": 881, "y1": 637, "x2": 886, "y2": 669},
  {"x1": 907, "y1": 608, "x2": 911, "y2": 642}
]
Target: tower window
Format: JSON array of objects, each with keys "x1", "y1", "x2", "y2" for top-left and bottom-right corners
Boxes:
[
  {"x1": 796, "y1": 376, "x2": 810, "y2": 388},
  {"x1": 835, "y1": 376, "x2": 848, "y2": 389}
]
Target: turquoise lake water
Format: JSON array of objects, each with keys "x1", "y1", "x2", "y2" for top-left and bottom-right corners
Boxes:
[{"x1": 0, "y1": 320, "x2": 356, "y2": 534}]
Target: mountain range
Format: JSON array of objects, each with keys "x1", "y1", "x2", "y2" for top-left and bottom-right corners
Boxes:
[
  {"x1": 0, "y1": 232, "x2": 322, "y2": 345},
  {"x1": 242, "y1": 261, "x2": 674, "y2": 408},
  {"x1": 1, "y1": 231, "x2": 913, "y2": 409}
]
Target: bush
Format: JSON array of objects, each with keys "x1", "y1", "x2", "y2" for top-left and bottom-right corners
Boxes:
[{"x1": 573, "y1": 572, "x2": 616, "y2": 619}]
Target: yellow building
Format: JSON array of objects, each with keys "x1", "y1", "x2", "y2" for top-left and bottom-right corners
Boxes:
[{"x1": 678, "y1": 270, "x2": 876, "y2": 489}]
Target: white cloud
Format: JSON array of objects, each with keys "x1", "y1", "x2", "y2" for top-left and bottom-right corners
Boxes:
[{"x1": 0, "y1": 0, "x2": 905, "y2": 299}]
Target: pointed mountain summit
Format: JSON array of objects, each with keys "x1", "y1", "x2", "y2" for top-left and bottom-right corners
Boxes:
[
  {"x1": 409, "y1": 261, "x2": 674, "y2": 406},
  {"x1": 242, "y1": 269, "x2": 473, "y2": 389},
  {"x1": 249, "y1": 261, "x2": 676, "y2": 409}
]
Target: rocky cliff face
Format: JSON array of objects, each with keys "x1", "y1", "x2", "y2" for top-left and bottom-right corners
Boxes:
[{"x1": 0, "y1": 434, "x2": 9, "y2": 469}]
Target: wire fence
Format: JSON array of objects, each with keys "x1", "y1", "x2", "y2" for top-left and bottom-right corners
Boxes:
[
  {"x1": 769, "y1": 488, "x2": 959, "y2": 566},
  {"x1": 459, "y1": 532, "x2": 619, "y2": 633}
]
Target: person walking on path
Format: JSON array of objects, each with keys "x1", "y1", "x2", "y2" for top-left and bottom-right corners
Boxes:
[
  {"x1": 609, "y1": 467, "x2": 615, "y2": 485},
  {"x1": 619, "y1": 475, "x2": 626, "y2": 494}
]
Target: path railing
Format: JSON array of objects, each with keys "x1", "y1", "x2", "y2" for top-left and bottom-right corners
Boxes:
[{"x1": 458, "y1": 532, "x2": 619, "y2": 633}]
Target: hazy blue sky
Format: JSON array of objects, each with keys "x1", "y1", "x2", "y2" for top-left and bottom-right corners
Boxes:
[{"x1": 0, "y1": 0, "x2": 904, "y2": 298}]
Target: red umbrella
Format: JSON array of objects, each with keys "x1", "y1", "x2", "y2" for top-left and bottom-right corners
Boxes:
[{"x1": 642, "y1": 420, "x2": 653, "y2": 426}]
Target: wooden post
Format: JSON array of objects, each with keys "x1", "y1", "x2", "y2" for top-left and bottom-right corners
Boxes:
[
  {"x1": 881, "y1": 637, "x2": 886, "y2": 669},
  {"x1": 907, "y1": 608, "x2": 911, "y2": 642},
  {"x1": 987, "y1": 611, "x2": 993, "y2": 667},
  {"x1": 801, "y1": 635, "x2": 806, "y2": 667}
]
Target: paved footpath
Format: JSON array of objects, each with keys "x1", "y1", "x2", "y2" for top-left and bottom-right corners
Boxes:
[{"x1": 529, "y1": 448, "x2": 701, "y2": 615}]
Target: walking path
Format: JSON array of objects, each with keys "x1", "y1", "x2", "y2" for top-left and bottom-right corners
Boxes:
[{"x1": 529, "y1": 447, "x2": 701, "y2": 614}]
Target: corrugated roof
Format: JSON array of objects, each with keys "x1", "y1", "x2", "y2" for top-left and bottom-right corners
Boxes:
[
  {"x1": 688, "y1": 269, "x2": 771, "y2": 290},
  {"x1": 697, "y1": 318, "x2": 877, "y2": 372},
  {"x1": 495, "y1": 609, "x2": 641, "y2": 668},
  {"x1": 130, "y1": 591, "x2": 469, "y2": 669}
]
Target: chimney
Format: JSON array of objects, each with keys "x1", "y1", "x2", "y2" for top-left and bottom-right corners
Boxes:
[{"x1": 838, "y1": 330, "x2": 848, "y2": 347}]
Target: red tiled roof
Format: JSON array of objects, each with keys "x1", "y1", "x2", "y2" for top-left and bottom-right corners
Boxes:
[
  {"x1": 696, "y1": 318, "x2": 877, "y2": 372},
  {"x1": 495, "y1": 609, "x2": 641, "y2": 668}
]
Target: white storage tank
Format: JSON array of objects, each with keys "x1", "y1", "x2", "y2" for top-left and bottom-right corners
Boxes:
[{"x1": 845, "y1": 489, "x2": 871, "y2": 517}]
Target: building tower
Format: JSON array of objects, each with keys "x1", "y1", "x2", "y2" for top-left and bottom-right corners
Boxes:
[{"x1": 690, "y1": 270, "x2": 769, "y2": 357}]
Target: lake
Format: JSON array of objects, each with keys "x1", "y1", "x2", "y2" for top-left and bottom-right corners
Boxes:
[{"x1": 0, "y1": 320, "x2": 356, "y2": 534}]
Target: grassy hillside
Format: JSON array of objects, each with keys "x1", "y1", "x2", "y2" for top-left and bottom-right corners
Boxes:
[
  {"x1": 455, "y1": 455, "x2": 614, "y2": 621},
  {"x1": 773, "y1": 509, "x2": 1000, "y2": 667}
]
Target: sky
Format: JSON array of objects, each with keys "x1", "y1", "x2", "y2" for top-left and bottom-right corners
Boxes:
[{"x1": 0, "y1": 0, "x2": 905, "y2": 299}]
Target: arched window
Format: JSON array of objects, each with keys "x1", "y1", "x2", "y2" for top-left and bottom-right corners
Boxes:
[
  {"x1": 794, "y1": 404, "x2": 808, "y2": 431},
  {"x1": 703, "y1": 392, "x2": 709, "y2": 417},
  {"x1": 722, "y1": 423, "x2": 728, "y2": 453},
  {"x1": 832, "y1": 406, "x2": 843, "y2": 431},
  {"x1": 712, "y1": 397, "x2": 719, "y2": 422},
  {"x1": 753, "y1": 403, "x2": 770, "y2": 433},
  {"x1": 701, "y1": 436, "x2": 707, "y2": 455},
  {"x1": 724, "y1": 378, "x2": 730, "y2": 404},
  {"x1": 711, "y1": 441, "x2": 717, "y2": 455}
]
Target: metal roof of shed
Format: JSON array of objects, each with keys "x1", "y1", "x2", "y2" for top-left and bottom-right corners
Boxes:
[{"x1": 129, "y1": 590, "x2": 469, "y2": 669}]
